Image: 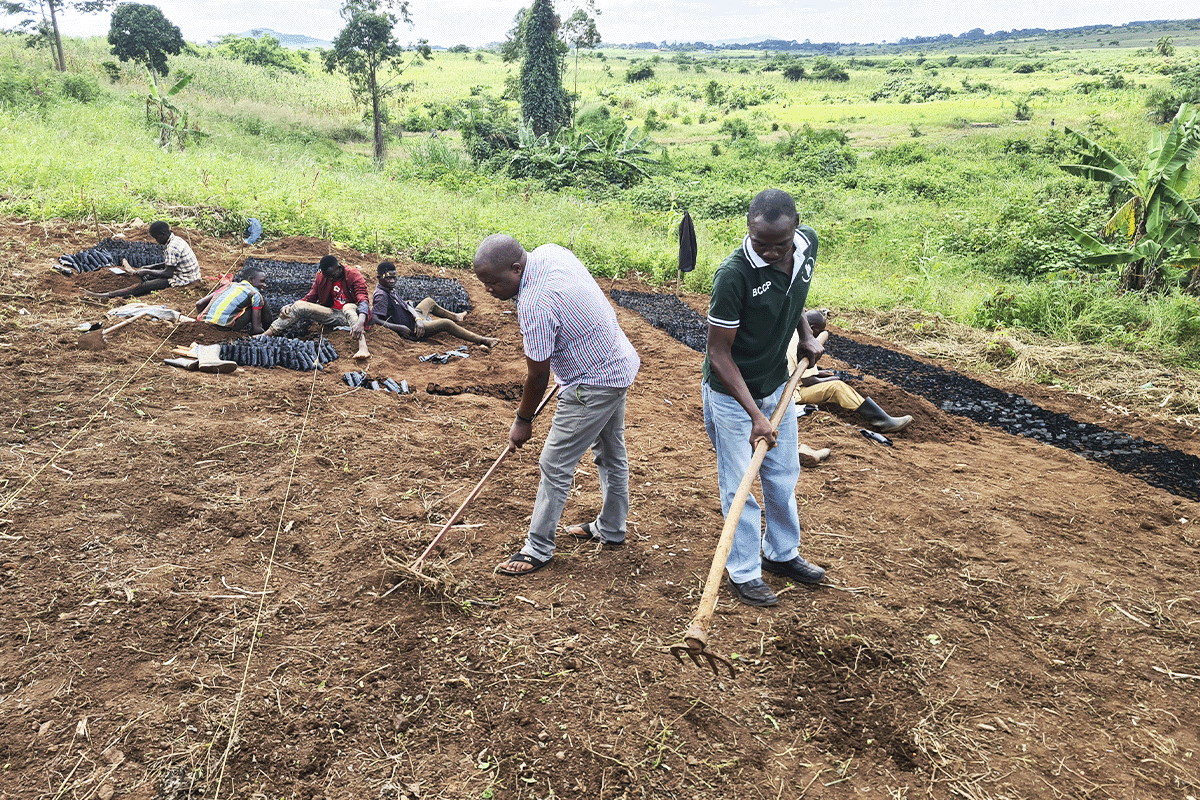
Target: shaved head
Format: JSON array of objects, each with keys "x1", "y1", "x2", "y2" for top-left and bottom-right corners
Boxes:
[
  {"x1": 748, "y1": 189, "x2": 798, "y2": 226},
  {"x1": 473, "y1": 234, "x2": 528, "y2": 301},
  {"x1": 474, "y1": 234, "x2": 526, "y2": 270}
]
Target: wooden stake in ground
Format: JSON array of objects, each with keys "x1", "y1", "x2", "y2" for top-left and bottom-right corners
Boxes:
[{"x1": 669, "y1": 363, "x2": 807, "y2": 677}]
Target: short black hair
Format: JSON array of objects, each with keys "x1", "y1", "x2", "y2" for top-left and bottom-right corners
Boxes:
[
  {"x1": 319, "y1": 255, "x2": 341, "y2": 275},
  {"x1": 377, "y1": 260, "x2": 396, "y2": 278},
  {"x1": 148, "y1": 220, "x2": 171, "y2": 238},
  {"x1": 748, "y1": 189, "x2": 798, "y2": 226},
  {"x1": 236, "y1": 266, "x2": 265, "y2": 282}
]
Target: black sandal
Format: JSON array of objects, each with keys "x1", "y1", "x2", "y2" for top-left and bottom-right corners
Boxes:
[{"x1": 495, "y1": 552, "x2": 552, "y2": 576}]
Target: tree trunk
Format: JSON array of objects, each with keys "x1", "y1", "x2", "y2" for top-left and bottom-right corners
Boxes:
[
  {"x1": 370, "y1": 66, "x2": 385, "y2": 166},
  {"x1": 1186, "y1": 266, "x2": 1200, "y2": 296},
  {"x1": 48, "y1": 1, "x2": 66, "y2": 72},
  {"x1": 1120, "y1": 259, "x2": 1145, "y2": 292}
]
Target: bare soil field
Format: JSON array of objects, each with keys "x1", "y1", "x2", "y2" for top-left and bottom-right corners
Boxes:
[{"x1": 1, "y1": 218, "x2": 1199, "y2": 800}]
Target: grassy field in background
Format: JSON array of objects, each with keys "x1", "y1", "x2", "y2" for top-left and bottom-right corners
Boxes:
[{"x1": 3, "y1": 23, "x2": 1200, "y2": 366}]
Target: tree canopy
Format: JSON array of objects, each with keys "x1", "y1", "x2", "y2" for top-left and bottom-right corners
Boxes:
[
  {"x1": 108, "y1": 3, "x2": 184, "y2": 77},
  {"x1": 519, "y1": 0, "x2": 569, "y2": 137},
  {"x1": 217, "y1": 33, "x2": 307, "y2": 74}
]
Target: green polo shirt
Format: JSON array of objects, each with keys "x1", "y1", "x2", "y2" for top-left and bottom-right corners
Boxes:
[{"x1": 702, "y1": 226, "x2": 817, "y2": 398}]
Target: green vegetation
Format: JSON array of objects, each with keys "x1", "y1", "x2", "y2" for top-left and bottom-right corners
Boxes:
[
  {"x1": 2, "y1": 23, "x2": 1200, "y2": 365},
  {"x1": 107, "y1": 2, "x2": 183, "y2": 77},
  {"x1": 324, "y1": 0, "x2": 431, "y2": 165}
]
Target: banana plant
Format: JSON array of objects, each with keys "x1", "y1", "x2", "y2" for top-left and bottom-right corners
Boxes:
[
  {"x1": 1060, "y1": 103, "x2": 1200, "y2": 292},
  {"x1": 506, "y1": 122, "x2": 654, "y2": 188},
  {"x1": 144, "y1": 67, "x2": 206, "y2": 151}
]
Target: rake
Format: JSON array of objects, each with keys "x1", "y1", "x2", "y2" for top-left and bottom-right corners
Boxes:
[
  {"x1": 386, "y1": 384, "x2": 560, "y2": 593},
  {"x1": 669, "y1": 363, "x2": 807, "y2": 678}
]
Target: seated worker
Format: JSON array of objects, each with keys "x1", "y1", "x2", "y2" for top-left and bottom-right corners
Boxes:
[
  {"x1": 195, "y1": 266, "x2": 272, "y2": 334},
  {"x1": 84, "y1": 221, "x2": 201, "y2": 299},
  {"x1": 261, "y1": 255, "x2": 370, "y2": 360},
  {"x1": 372, "y1": 261, "x2": 498, "y2": 348},
  {"x1": 787, "y1": 309, "x2": 913, "y2": 433}
]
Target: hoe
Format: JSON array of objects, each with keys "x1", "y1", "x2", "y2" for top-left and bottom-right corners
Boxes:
[
  {"x1": 391, "y1": 384, "x2": 560, "y2": 592},
  {"x1": 670, "y1": 364, "x2": 806, "y2": 678}
]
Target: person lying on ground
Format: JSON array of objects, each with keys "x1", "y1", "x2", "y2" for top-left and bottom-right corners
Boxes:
[
  {"x1": 195, "y1": 266, "x2": 273, "y2": 335},
  {"x1": 703, "y1": 188, "x2": 827, "y2": 609},
  {"x1": 371, "y1": 261, "x2": 498, "y2": 348},
  {"x1": 84, "y1": 221, "x2": 200, "y2": 299},
  {"x1": 473, "y1": 234, "x2": 640, "y2": 578},
  {"x1": 787, "y1": 309, "x2": 912, "y2": 433},
  {"x1": 260, "y1": 255, "x2": 370, "y2": 360}
]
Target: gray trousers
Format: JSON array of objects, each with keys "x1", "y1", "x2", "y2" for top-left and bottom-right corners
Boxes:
[{"x1": 521, "y1": 384, "x2": 631, "y2": 561}]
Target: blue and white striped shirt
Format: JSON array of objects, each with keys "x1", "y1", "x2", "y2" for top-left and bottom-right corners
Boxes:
[{"x1": 517, "y1": 244, "x2": 640, "y2": 389}]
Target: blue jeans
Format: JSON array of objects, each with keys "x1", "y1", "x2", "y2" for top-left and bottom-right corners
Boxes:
[
  {"x1": 522, "y1": 384, "x2": 630, "y2": 562},
  {"x1": 702, "y1": 381, "x2": 802, "y2": 583}
]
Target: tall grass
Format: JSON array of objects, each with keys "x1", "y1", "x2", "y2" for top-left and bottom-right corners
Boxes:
[{"x1": 3, "y1": 31, "x2": 1200, "y2": 364}]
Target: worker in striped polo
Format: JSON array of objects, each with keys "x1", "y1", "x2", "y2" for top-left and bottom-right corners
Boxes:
[
  {"x1": 473, "y1": 234, "x2": 641, "y2": 577},
  {"x1": 195, "y1": 266, "x2": 271, "y2": 334}
]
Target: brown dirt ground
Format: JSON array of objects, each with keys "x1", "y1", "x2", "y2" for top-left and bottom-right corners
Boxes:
[{"x1": 2, "y1": 218, "x2": 1199, "y2": 800}]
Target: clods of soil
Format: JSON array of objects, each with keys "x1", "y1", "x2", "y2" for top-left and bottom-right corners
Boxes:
[{"x1": 1, "y1": 217, "x2": 1198, "y2": 800}]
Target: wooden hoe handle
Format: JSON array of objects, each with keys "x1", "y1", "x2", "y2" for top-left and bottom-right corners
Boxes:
[
  {"x1": 409, "y1": 384, "x2": 560, "y2": 573},
  {"x1": 683, "y1": 364, "x2": 808, "y2": 652}
]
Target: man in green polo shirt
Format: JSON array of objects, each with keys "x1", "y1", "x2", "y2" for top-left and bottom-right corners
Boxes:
[{"x1": 702, "y1": 188, "x2": 828, "y2": 607}]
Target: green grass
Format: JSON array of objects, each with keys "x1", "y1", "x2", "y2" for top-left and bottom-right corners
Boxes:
[{"x1": 4, "y1": 29, "x2": 1200, "y2": 366}]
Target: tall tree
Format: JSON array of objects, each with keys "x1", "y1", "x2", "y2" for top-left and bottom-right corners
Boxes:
[
  {"x1": 560, "y1": 4, "x2": 600, "y2": 121},
  {"x1": 519, "y1": 0, "x2": 569, "y2": 137},
  {"x1": 108, "y1": 3, "x2": 184, "y2": 77},
  {"x1": 1, "y1": 0, "x2": 113, "y2": 71},
  {"x1": 325, "y1": 0, "x2": 430, "y2": 166}
]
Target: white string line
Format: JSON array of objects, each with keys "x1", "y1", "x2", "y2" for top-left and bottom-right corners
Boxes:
[
  {"x1": 212, "y1": 333, "x2": 328, "y2": 799},
  {"x1": 0, "y1": 328, "x2": 177, "y2": 515}
]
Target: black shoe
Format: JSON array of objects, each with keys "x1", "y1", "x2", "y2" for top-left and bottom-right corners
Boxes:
[
  {"x1": 762, "y1": 556, "x2": 826, "y2": 585},
  {"x1": 726, "y1": 576, "x2": 779, "y2": 607}
]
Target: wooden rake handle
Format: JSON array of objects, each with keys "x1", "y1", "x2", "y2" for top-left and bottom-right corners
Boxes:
[
  {"x1": 683, "y1": 363, "x2": 808, "y2": 651},
  {"x1": 409, "y1": 384, "x2": 560, "y2": 572}
]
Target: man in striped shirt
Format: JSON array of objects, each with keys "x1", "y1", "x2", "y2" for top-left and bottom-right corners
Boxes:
[
  {"x1": 195, "y1": 266, "x2": 270, "y2": 334},
  {"x1": 474, "y1": 234, "x2": 641, "y2": 577}
]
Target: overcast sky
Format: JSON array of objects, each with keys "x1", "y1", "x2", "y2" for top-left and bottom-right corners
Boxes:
[{"x1": 41, "y1": 0, "x2": 1193, "y2": 48}]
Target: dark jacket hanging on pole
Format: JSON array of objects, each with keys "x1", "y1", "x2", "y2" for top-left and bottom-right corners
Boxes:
[{"x1": 678, "y1": 210, "x2": 697, "y2": 273}]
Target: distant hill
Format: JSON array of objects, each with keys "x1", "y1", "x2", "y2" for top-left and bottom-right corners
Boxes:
[
  {"x1": 612, "y1": 17, "x2": 1200, "y2": 53},
  {"x1": 234, "y1": 28, "x2": 331, "y2": 50}
]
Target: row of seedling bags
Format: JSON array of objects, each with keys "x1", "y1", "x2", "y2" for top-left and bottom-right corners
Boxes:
[
  {"x1": 58, "y1": 240, "x2": 166, "y2": 274},
  {"x1": 217, "y1": 337, "x2": 339, "y2": 371}
]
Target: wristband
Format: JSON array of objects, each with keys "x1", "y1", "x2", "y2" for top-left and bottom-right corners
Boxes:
[{"x1": 515, "y1": 411, "x2": 534, "y2": 423}]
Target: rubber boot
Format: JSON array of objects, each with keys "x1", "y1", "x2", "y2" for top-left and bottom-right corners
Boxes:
[
  {"x1": 856, "y1": 397, "x2": 912, "y2": 432},
  {"x1": 196, "y1": 344, "x2": 238, "y2": 374},
  {"x1": 799, "y1": 443, "x2": 831, "y2": 468}
]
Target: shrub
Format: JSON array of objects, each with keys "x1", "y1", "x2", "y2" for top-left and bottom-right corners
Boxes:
[
  {"x1": 718, "y1": 117, "x2": 752, "y2": 141},
  {"x1": 869, "y1": 141, "x2": 929, "y2": 166},
  {"x1": 625, "y1": 64, "x2": 654, "y2": 82},
  {"x1": 809, "y1": 57, "x2": 849, "y2": 81},
  {"x1": 60, "y1": 74, "x2": 100, "y2": 104},
  {"x1": 783, "y1": 64, "x2": 805, "y2": 81}
]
